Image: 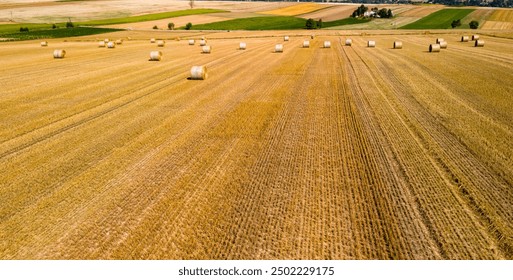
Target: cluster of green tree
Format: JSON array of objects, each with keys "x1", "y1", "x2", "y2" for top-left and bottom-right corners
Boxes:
[
  {"x1": 351, "y1": 5, "x2": 393, "y2": 18},
  {"x1": 305, "y1": 18, "x2": 323, "y2": 29},
  {"x1": 351, "y1": 4, "x2": 368, "y2": 18}
]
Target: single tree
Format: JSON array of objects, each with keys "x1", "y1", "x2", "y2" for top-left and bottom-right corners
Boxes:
[
  {"x1": 305, "y1": 18, "x2": 315, "y2": 30},
  {"x1": 153, "y1": 25, "x2": 158, "y2": 30},
  {"x1": 168, "y1": 22, "x2": 175, "y2": 30},
  {"x1": 185, "y1": 22, "x2": 193, "y2": 30},
  {"x1": 451, "y1": 19, "x2": 461, "y2": 28},
  {"x1": 52, "y1": 24, "x2": 57, "y2": 29},
  {"x1": 66, "y1": 21, "x2": 74, "y2": 28},
  {"x1": 316, "y1": 19, "x2": 323, "y2": 29},
  {"x1": 387, "y1": 9, "x2": 393, "y2": 18},
  {"x1": 469, "y1": 20, "x2": 479, "y2": 29}
]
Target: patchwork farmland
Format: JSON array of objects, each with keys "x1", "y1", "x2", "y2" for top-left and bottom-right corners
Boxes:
[{"x1": 0, "y1": 1, "x2": 512, "y2": 260}]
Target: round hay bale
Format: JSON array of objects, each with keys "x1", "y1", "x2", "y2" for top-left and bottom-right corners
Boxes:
[
  {"x1": 150, "y1": 38, "x2": 156, "y2": 43},
  {"x1": 439, "y1": 41, "x2": 448, "y2": 49},
  {"x1": 461, "y1": 36, "x2": 469, "y2": 42},
  {"x1": 40, "y1": 41, "x2": 48, "y2": 47},
  {"x1": 475, "y1": 40, "x2": 485, "y2": 47},
  {"x1": 149, "y1": 51, "x2": 162, "y2": 61},
  {"x1": 429, "y1": 44, "x2": 440, "y2": 52},
  {"x1": 107, "y1": 41, "x2": 115, "y2": 48},
  {"x1": 275, "y1": 44, "x2": 283, "y2": 53},
  {"x1": 367, "y1": 40, "x2": 376, "y2": 48},
  {"x1": 201, "y1": 36, "x2": 206, "y2": 40},
  {"x1": 157, "y1": 40, "x2": 165, "y2": 47},
  {"x1": 239, "y1": 42, "x2": 246, "y2": 50},
  {"x1": 176, "y1": 37, "x2": 181, "y2": 41},
  {"x1": 202, "y1": 45, "x2": 212, "y2": 54},
  {"x1": 393, "y1": 41, "x2": 403, "y2": 49},
  {"x1": 284, "y1": 36, "x2": 289, "y2": 41},
  {"x1": 190, "y1": 65, "x2": 207, "y2": 80},
  {"x1": 98, "y1": 41, "x2": 106, "y2": 47},
  {"x1": 311, "y1": 35, "x2": 314, "y2": 39},
  {"x1": 115, "y1": 39, "x2": 123, "y2": 45},
  {"x1": 345, "y1": 39, "x2": 352, "y2": 46},
  {"x1": 188, "y1": 39, "x2": 195, "y2": 45},
  {"x1": 127, "y1": 36, "x2": 132, "y2": 41},
  {"x1": 324, "y1": 41, "x2": 331, "y2": 48},
  {"x1": 472, "y1": 34, "x2": 480, "y2": 40},
  {"x1": 104, "y1": 38, "x2": 109, "y2": 43},
  {"x1": 199, "y1": 39, "x2": 206, "y2": 46},
  {"x1": 436, "y1": 38, "x2": 444, "y2": 44},
  {"x1": 53, "y1": 49, "x2": 66, "y2": 59},
  {"x1": 303, "y1": 40, "x2": 310, "y2": 48}
]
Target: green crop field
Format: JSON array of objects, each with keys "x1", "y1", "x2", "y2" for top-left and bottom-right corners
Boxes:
[
  {"x1": 188, "y1": 16, "x2": 370, "y2": 30},
  {"x1": 401, "y1": 9, "x2": 475, "y2": 29},
  {"x1": 188, "y1": 16, "x2": 307, "y2": 30}
]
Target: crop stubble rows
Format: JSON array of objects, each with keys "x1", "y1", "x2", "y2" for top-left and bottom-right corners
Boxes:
[{"x1": 0, "y1": 32, "x2": 511, "y2": 259}]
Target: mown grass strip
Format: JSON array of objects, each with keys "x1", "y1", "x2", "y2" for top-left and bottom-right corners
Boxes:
[
  {"x1": 401, "y1": 8, "x2": 475, "y2": 29},
  {"x1": 321, "y1": 17, "x2": 371, "y2": 28},
  {"x1": 186, "y1": 16, "x2": 370, "y2": 30},
  {"x1": 0, "y1": 27, "x2": 121, "y2": 41}
]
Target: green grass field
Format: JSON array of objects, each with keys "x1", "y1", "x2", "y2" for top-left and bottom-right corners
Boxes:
[
  {"x1": 187, "y1": 16, "x2": 371, "y2": 30},
  {"x1": 401, "y1": 8, "x2": 475, "y2": 29},
  {"x1": 0, "y1": 27, "x2": 121, "y2": 41},
  {"x1": 188, "y1": 16, "x2": 307, "y2": 30}
]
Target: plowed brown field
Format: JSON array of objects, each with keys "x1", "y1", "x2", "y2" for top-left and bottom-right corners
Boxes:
[{"x1": 0, "y1": 30, "x2": 512, "y2": 259}]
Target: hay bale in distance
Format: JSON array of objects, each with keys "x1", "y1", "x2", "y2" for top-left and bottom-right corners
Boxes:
[
  {"x1": 150, "y1": 38, "x2": 156, "y2": 43},
  {"x1": 188, "y1": 39, "x2": 195, "y2": 45},
  {"x1": 461, "y1": 36, "x2": 469, "y2": 42},
  {"x1": 157, "y1": 40, "x2": 165, "y2": 47},
  {"x1": 275, "y1": 44, "x2": 283, "y2": 53},
  {"x1": 149, "y1": 51, "x2": 162, "y2": 61},
  {"x1": 368, "y1": 40, "x2": 376, "y2": 47},
  {"x1": 284, "y1": 36, "x2": 289, "y2": 41},
  {"x1": 107, "y1": 41, "x2": 115, "y2": 48},
  {"x1": 104, "y1": 38, "x2": 109, "y2": 43},
  {"x1": 239, "y1": 42, "x2": 246, "y2": 50},
  {"x1": 324, "y1": 41, "x2": 331, "y2": 48},
  {"x1": 439, "y1": 41, "x2": 448, "y2": 49},
  {"x1": 115, "y1": 39, "x2": 123, "y2": 45},
  {"x1": 429, "y1": 44, "x2": 441, "y2": 52},
  {"x1": 190, "y1": 65, "x2": 207, "y2": 80},
  {"x1": 475, "y1": 40, "x2": 485, "y2": 47},
  {"x1": 199, "y1": 39, "x2": 206, "y2": 46},
  {"x1": 303, "y1": 40, "x2": 310, "y2": 48},
  {"x1": 472, "y1": 35, "x2": 480, "y2": 40},
  {"x1": 202, "y1": 45, "x2": 212, "y2": 54},
  {"x1": 98, "y1": 41, "x2": 106, "y2": 47},
  {"x1": 345, "y1": 39, "x2": 352, "y2": 46},
  {"x1": 436, "y1": 38, "x2": 444, "y2": 44},
  {"x1": 393, "y1": 41, "x2": 403, "y2": 49},
  {"x1": 53, "y1": 49, "x2": 66, "y2": 58},
  {"x1": 311, "y1": 35, "x2": 314, "y2": 39},
  {"x1": 40, "y1": 41, "x2": 48, "y2": 47}
]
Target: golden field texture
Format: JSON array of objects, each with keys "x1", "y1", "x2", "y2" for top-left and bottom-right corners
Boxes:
[
  {"x1": 259, "y1": 3, "x2": 324, "y2": 16},
  {"x1": 0, "y1": 30, "x2": 512, "y2": 259}
]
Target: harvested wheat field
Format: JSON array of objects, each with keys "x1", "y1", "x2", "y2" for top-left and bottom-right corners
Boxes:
[{"x1": 0, "y1": 29, "x2": 512, "y2": 260}]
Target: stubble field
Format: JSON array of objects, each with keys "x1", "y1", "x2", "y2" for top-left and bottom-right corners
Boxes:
[{"x1": 0, "y1": 28, "x2": 512, "y2": 259}]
